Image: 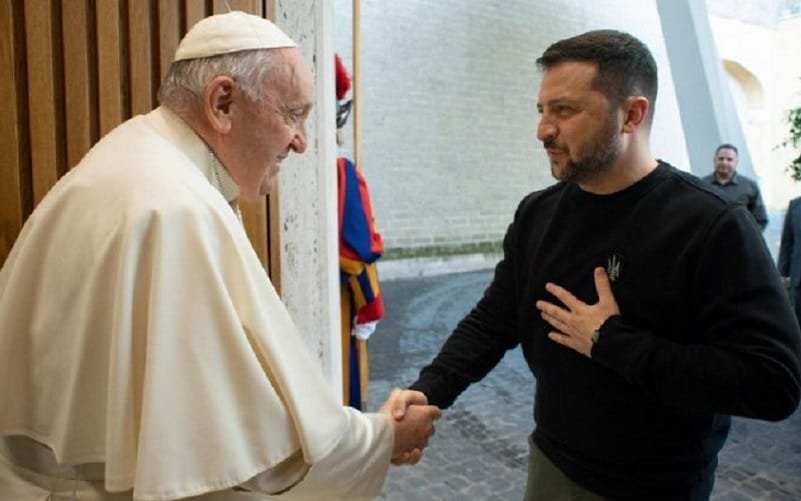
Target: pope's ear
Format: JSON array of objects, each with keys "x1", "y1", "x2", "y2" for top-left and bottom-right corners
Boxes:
[{"x1": 203, "y1": 76, "x2": 235, "y2": 134}]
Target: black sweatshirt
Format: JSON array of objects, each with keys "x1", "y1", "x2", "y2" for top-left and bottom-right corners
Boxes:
[{"x1": 410, "y1": 162, "x2": 801, "y2": 500}]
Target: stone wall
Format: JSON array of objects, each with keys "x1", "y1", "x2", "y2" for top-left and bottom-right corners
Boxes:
[{"x1": 333, "y1": 0, "x2": 689, "y2": 257}]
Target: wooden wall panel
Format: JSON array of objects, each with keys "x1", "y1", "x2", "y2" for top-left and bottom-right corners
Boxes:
[
  {"x1": 241, "y1": 199, "x2": 269, "y2": 270},
  {"x1": 213, "y1": 0, "x2": 261, "y2": 15},
  {"x1": 184, "y1": 0, "x2": 207, "y2": 33},
  {"x1": 0, "y1": 0, "x2": 29, "y2": 264},
  {"x1": 158, "y1": 2, "x2": 181, "y2": 80},
  {"x1": 1, "y1": 0, "x2": 280, "y2": 281},
  {"x1": 25, "y1": 0, "x2": 64, "y2": 205},
  {"x1": 268, "y1": 187, "x2": 281, "y2": 291},
  {"x1": 129, "y1": 0, "x2": 155, "y2": 115},
  {"x1": 96, "y1": 0, "x2": 125, "y2": 136},
  {"x1": 62, "y1": 0, "x2": 97, "y2": 168}
]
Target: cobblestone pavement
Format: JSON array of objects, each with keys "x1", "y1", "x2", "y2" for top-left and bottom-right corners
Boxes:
[{"x1": 366, "y1": 266, "x2": 801, "y2": 500}]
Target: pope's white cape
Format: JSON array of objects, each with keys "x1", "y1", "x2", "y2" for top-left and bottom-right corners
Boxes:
[{"x1": 0, "y1": 107, "x2": 392, "y2": 499}]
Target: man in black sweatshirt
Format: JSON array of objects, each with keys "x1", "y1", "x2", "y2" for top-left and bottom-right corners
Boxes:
[{"x1": 410, "y1": 30, "x2": 801, "y2": 501}]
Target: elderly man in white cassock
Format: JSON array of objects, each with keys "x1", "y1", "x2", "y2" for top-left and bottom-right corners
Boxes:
[{"x1": 0, "y1": 11, "x2": 441, "y2": 500}]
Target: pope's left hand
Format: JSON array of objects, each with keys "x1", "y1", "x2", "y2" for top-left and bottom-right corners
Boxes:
[{"x1": 535, "y1": 267, "x2": 620, "y2": 358}]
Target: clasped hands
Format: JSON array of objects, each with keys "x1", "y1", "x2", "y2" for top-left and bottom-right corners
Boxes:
[
  {"x1": 535, "y1": 267, "x2": 620, "y2": 358},
  {"x1": 379, "y1": 389, "x2": 441, "y2": 466}
]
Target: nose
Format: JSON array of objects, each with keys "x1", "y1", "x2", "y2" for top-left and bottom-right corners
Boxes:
[
  {"x1": 537, "y1": 117, "x2": 556, "y2": 143},
  {"x1": 290, "y1": 121, "x2": 308, "y2": 154}
]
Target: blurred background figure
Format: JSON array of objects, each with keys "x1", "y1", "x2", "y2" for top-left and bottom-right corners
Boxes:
[
  {"x1": 779, "y1": 195, "x2": 801, "y2": 324},
  {"x1": 703, "y1": 143, "x2": 769, "y2": 231},
  {"x1": 336, "y1": 53, "x2": 385, "y2": 410}
]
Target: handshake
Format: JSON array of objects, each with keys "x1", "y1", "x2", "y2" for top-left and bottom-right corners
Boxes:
[{"x1": 379, "y1": 389, "x2": 442, "y2": 466}]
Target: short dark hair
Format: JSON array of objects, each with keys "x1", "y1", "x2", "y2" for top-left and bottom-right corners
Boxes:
[
  {"x1": 715, "y1": 143, "x2": 738, "y2": 156},
  {"x1": 536, "y1": 30, "x2": 658, "y2": 126}
]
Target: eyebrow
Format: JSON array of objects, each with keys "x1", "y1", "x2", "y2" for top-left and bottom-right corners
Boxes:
[
  {"x1": 542, "y1": 96, "x2": 577, "y2": 105},
  {"x1": 537, "y1": 97, "x2": 578, "y2": 109}
]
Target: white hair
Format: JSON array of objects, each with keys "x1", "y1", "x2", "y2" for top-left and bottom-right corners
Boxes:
[{"x1": 158, "y1": 49, "x2": 279, "y2": 113}]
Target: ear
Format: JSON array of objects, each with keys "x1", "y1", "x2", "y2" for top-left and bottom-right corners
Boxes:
[
  {"x1": 203, "y1": 75, "x2": 236, "y2": 134},
  {"x1": 621, "y1": 96, "x2": 649, "y2": 133}
]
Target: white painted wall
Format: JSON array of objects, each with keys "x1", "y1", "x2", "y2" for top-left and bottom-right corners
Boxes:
[
  {"x1": 333, "y1": 0, "x2": 690, "y2": 254},
  {"x1": 770, "y1": 15, "x2": 801, "y2": 209}
]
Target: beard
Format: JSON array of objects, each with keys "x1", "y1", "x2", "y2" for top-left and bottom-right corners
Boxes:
[{"x1": 546, "y1": 112, "x2": 622, "y2": 184}]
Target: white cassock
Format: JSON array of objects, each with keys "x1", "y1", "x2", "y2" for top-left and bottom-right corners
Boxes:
[{"x1": 0, "y1": 107, "x2": 393, "y2": 500}]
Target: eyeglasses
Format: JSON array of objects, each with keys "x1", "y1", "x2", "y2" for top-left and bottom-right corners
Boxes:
[{"x1": 336, "y1": 99, "x2": 352, "y2": 129}]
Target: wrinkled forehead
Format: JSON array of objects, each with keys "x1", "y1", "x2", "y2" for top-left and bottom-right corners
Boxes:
[{"x1": 267, "y1": 48, "x2": 314, "y2": 104}]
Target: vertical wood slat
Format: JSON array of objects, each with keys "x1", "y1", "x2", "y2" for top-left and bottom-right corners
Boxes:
[
  {"x1": 62, "y1": 1, "x2": 96, "y2": 168},
  {"x1": 241, "y1": 199, "x2": 269, "y2": 270},
  {"x1": 158, "y1": 1, "x2": 181, "y2": 81},
  {"x1": 268, "y1": 189, "x2": 281, "y2": 291},
  {"x1": 97, "y1": 0, "x2": 125, "y2": 136},
  {"x1": 265, "y1": 0, "x2": 276, "y2": 23},
  {"x1": 129, "y1": 0, "x2": 154, "y2": 116},
  {"x1": 213, "y1": 0, "x2": 261, "y2": 15},
  {"x1": 183, "y1": 0, "x2": 207, "y2": 32},
  {"x1": 0, "y1": 0, "x2": 28, "y2": 266},
  {"x1": 25, "y1": 0, "x2": 63, "y2": 205}
]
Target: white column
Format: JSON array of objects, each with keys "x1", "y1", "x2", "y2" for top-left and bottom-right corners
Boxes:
[
  {"x1": 274, "y1": 1, "x2": 342, "y2": 392},
  {"x1": 656, "y1": 0, "x2": 755, "y2": 177}
]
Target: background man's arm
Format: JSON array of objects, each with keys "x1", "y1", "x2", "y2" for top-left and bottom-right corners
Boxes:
[{"x1": 750, "y1": 182, "x2": 769, "y2": 230}]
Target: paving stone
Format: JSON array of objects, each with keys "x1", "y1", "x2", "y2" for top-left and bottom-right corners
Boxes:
[
  {"x1": 371, "y1": 268, "x2": 801, "y2": 500},
  {"x1": 752, "y1": 476, "x2": 780, "y2": 491},
  {"x1": 714, "y1": 491, "x2": 754, "y2": 501}
]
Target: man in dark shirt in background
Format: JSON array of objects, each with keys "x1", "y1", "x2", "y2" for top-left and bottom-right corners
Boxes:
[
  {"x1": 410, "y1": 30, "x2": 801, "y2": 501},
  {"x1": 702, "y1": 143, "x2": 769, "y2": 230},
  {"x1": 779, "y1": 196, "x2": 801, "y2": 324}
]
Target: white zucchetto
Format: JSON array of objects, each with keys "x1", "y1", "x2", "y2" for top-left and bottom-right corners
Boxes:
[{"x1": 174, "y1": 10, "x2": 296, "y2": 62}]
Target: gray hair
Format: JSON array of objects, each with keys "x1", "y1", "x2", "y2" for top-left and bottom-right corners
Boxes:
[{"x1": 158, "y1": 49, "x2": 279, "y2": 113}]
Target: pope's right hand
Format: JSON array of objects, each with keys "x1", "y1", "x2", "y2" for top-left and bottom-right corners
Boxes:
[{"x1": 379, "y1": 389, "x2": 441, "y2": 465}]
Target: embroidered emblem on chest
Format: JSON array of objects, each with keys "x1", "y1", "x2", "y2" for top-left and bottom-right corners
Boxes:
[{"x1": 606, "y1": 253, "x2": 623, "y2": 282}]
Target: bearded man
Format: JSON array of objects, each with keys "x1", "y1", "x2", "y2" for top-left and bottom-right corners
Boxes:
[{"x1": 409, "y1": 29, "x2": 801, "y2": 501}]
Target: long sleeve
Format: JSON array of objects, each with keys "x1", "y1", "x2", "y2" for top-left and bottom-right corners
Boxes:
[
  {"x1": 750, "y1": 184, "x2": 769, "y2": 230},
  {"x1": 778, "y1": 200, "x2": 795, "y2": 278},
  {"x1": 592, "y1": 206, "x2": 801, "y2": 421},
  {"x1": 242, "y1": 410, "x2": 392, "y2": 499},
  {"x1": 410, "y1": 222, "x2": 521, "y2": 409}
]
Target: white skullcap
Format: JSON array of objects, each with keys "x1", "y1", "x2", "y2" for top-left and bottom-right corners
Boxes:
[{"x1": 174, "y1": 11, "x2": 296, "y2": 62}]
